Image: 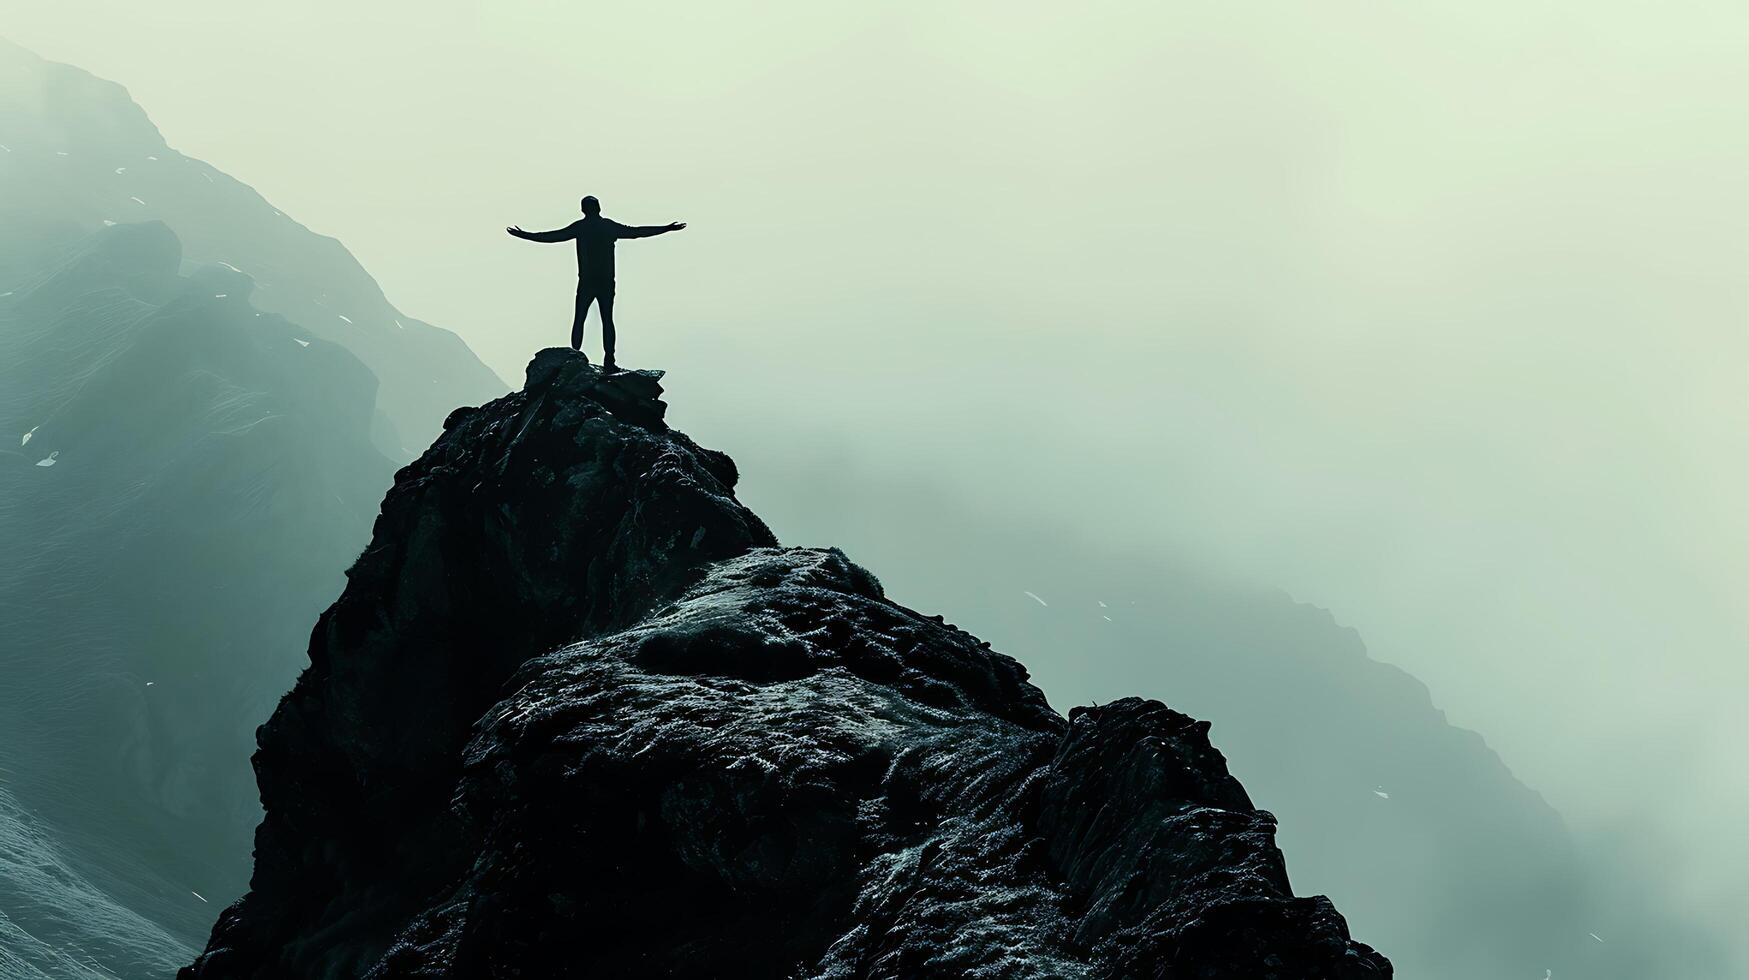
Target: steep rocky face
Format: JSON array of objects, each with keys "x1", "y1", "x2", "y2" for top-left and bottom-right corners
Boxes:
[{"x1": 186, "y1": 348, "x2": 1387, "y2": 979}]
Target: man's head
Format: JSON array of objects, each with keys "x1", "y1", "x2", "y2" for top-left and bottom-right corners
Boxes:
[{"x1": 580, "y1": 195, "x2": 601, "y2": 216}]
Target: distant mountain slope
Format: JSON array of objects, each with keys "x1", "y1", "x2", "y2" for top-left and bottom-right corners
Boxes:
[
  {"x1": 0, "y1": 786, "x2": 191, "y2": 980},
  {"x1": 0, "y1": 37, "x2": 505, "y2": 455},
  {"x1": 0, "y1": 40, "x2": 501, "y2": 978},
  {"x1": 0, "y1": 220, "x2": 395, "y2": 971}
]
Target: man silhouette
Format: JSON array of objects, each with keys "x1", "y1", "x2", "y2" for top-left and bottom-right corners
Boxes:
[{"x1": 507, "y1": 195, "x2": 685, "y2": 371}]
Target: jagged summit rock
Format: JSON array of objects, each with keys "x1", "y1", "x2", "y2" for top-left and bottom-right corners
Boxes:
[
  {"x1": 505, "y1": 346, "x2": 670, "y2": 430},
  {"x1": 182, "y1": 352, "x2": 1389, "y2": 979}
]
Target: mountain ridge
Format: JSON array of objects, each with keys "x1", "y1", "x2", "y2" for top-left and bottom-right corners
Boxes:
[
  {"x1": 0, "y1": 36, "x2": 505, "y2": 454},
  {"x1": 0, "y1": 218, "x2": 397, "y2": 977}
]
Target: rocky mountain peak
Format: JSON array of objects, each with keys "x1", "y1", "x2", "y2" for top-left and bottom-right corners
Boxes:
[{"x1": 183, "y1": 349, "x2": 1389, "y2": 979}]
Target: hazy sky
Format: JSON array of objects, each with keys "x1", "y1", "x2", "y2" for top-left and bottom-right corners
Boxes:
[{"x1": 11, "y1": 0, "x2": 1748, "y2": 964}]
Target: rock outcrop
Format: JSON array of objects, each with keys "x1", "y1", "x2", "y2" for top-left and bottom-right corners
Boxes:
[{"x1": 184, "y1": 348, "x2": 1388, "y2": 978}]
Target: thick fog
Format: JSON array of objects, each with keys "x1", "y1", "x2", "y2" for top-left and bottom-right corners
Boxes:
[{"x1": 13, "y1": 0, "x2": 1747, "y2": 969}]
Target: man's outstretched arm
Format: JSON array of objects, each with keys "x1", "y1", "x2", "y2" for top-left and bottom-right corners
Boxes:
[
  {"x1": 615, "y1": 221, "x2": 687, "y2": 240},
  {"x1": 507, "y1": 222, "x2": 580, "y2": 243}
]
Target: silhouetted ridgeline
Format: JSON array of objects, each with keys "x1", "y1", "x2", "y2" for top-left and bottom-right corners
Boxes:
[{"x1": 182, "y1": 349, "x2": 1390, "y2": 978}]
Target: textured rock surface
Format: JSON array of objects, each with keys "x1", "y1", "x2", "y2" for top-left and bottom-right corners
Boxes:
[{"x1": 184, "y1": 348, "x2": 1387, "y2": 979}]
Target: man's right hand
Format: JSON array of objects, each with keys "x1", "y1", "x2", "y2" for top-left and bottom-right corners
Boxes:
[{"x1": 507, "y1": 225, "x2": 528, "y2": 238}]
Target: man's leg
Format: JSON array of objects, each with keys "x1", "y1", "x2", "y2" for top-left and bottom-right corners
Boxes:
[
  {"x1": 572, "y1": 285, "x2": 595, "y2": 352},
  {"x1": 598, "y1": 288, "x2": 617, "y2": 368}
]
